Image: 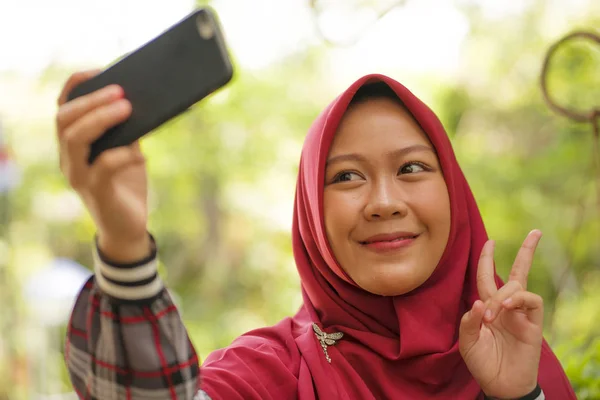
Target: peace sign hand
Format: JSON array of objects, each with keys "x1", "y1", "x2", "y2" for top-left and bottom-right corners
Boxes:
[{"x1": 459, "y1": 230, "x2": 544, "y2": 399}]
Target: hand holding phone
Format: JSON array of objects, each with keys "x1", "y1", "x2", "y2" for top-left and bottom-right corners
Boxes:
[
  {"x1": 67, "y1": 7, "x2": 234, "y2": 164},
  {"x1": 56, "y1": 7, "x2": 233, "y2": 262}
]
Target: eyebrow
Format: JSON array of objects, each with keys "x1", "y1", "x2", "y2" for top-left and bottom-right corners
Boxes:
[{"x1": 326, "y1": 144, "x2": 436, "y2": 167}]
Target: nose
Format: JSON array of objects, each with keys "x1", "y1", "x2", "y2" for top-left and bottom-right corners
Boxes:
[{"x1": 363, "y1": 179, "x2": 409, "y2": 221}]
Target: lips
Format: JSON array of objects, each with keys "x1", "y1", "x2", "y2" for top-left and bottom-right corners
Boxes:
[
  {"x1": 359, "y1": 232, "x2": 419, "y2": 245},
  {"x1": 359, "y1": 232, "x2": 419, "y2": 253}
]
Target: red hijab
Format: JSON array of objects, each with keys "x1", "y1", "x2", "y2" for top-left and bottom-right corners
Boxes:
[{"x1": 201, "y1": 74, "x2": 576, "y2": 399}]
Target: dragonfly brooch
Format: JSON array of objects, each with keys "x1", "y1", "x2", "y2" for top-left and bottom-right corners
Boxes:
[{"x1": 312, "y1": 323, "x2": 344, "y2": 363}]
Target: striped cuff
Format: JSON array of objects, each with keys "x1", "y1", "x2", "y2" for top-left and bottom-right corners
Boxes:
[
  {"x1": 483, "y1": 386, "x2": 544, "y2": 400},
  {"x1": 93, "y1": 234, "x2": 163, "y2": 301},
  {"x1": 523, "y1": 386, "x2": 544, "y2": 400}
]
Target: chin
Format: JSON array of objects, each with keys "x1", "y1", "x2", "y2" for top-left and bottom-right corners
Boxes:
[
  {"x1": 358, "y1": 278, "x2": 423, "y2": 297},
  {"x1": 353, "y1": 263, "x2": 431, "y2": 297}
]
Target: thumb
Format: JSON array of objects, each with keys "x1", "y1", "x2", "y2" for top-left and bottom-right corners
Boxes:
[
  {"x1": 129, "y1": 140, "x2": 143, "y2": 156},
  {"x1": 459, "y1": 300, "x2": 485, "y2": 352}
]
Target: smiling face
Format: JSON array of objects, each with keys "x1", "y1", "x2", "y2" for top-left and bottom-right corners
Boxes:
[{"x1": 323, "y1": 93, "x2": 451, "y2": 296}]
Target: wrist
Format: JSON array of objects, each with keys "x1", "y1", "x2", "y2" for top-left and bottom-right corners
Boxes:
[
  {"x1": 97, "y1": 232, "x2": 152, "y2": 264},
  {"x1": 516, "y1": 384, "x2": 542, "y2": 400},
  {"x1": 93, "y1": 232, "x2": 162, "y2": 301},
  {"x1": 484, "y1": 384, "x2": 542, "y2": 400}
]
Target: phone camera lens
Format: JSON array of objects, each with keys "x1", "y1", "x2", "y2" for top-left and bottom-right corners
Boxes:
[{"x1": 196, "y1": 12, "x2": 215, "y2": 40}]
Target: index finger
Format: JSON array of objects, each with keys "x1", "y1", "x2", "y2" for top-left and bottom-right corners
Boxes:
[
  {"x1": 477, "y1": 239, "x2": 498, "y2": 301},
  {"x1": 57, "y1": 69, "x2": 102, "y2": 106},
  {"x1": 508, "y1": 230, "x2": 542, "y2": 290}
]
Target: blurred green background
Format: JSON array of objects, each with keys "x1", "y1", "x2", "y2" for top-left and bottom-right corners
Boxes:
[{"x1": 0, "y1": 0, "x2": 598, "y2": 399}]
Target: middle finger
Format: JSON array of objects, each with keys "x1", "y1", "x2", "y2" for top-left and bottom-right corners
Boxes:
[{"x1": 508, "y1": 230, "x2": 542, "y2": 291}]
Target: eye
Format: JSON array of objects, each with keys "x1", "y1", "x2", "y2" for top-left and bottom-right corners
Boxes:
[
  {"x1": 399, "y1": 161, "x2": 428, "y2": 174},
  {"x1": 332, "y1": 171, "x2": 363, "y2": 183}
]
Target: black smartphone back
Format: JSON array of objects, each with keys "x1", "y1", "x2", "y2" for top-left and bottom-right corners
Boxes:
[{"x1": 67, "y1": 7, "x2": 233, "y2": 163}]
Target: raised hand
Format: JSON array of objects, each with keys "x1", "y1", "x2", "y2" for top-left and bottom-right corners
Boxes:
[
  {"x1": 459, "y1": 230, "x2": 544, "y2": 399},
  {"x1": 56, "y1": 70, "x2": 150, "y2": 262}
]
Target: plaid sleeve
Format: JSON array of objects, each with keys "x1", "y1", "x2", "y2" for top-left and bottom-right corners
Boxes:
[{"x1": 64, "y1": 237, "x2": 208, "y2": 400}]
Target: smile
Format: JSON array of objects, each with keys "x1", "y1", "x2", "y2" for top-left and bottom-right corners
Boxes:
[{"x1": 359, "y1": 234, "x2": 419, "y2": 253}]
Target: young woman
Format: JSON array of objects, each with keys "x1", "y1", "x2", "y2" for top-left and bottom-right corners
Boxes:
[{"x1": 57, "y1": 71, "x2": 576, "y2": 399}]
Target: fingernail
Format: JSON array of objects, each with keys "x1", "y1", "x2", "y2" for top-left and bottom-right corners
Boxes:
[
  {"x1": 107, "y1": 85, "x2": 124, "y2": 98},
  {"x1": 502, "y1": 298, "x2": 512, "y2": 306},
  {"x1": 484, "y1": 309, "x2": 492, "y2": 320}
]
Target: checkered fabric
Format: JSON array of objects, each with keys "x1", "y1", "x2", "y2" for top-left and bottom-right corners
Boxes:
[{"x1": 64, "y1": 239, "x2": 209, "y2": 400}]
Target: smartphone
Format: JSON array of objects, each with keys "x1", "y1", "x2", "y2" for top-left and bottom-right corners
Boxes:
[{"x1": 67, "y1": 7, "x2": 234, "y2": 164}]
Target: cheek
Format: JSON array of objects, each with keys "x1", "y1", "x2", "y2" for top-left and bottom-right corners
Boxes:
[
  {"x1": 323, "y1": 193, "x2": 340, "y2": 246},
  {"x1": 406, "y1": 178, "x2": 449, "y2": 224},
  {"x1": 323, "y1": 192, "x2": 358, "y2": 247},
  {"x1": 420, "y1": 182, "x2": 451, "y2": 238}
]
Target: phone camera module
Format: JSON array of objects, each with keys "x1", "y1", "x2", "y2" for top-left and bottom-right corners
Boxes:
[{"x1": 196, "y1": 12, "x2": 215, "y2": 40}]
